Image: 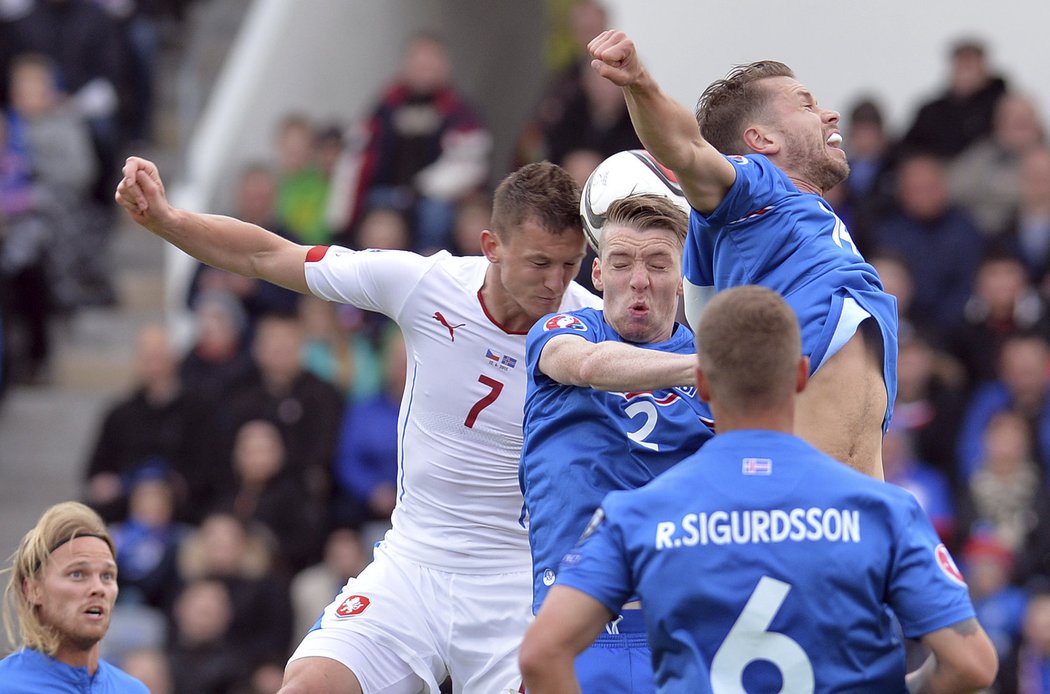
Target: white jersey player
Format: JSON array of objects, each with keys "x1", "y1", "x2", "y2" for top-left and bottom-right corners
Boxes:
[{"x1": 116, "y1": 157, "x2": 601, "y2": 694}]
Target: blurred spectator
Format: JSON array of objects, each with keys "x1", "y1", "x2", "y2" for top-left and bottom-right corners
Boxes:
[
  {"x1": 109, "y1": 467, "x2": 188, "y2": 612},
  {"x1": 892, "y1": 328, "x2": 966, "y2": 482},
  {"x1": 342, "y1": 32, "x2": 491, "y2": 252},
  {"x1": 227, "y1": 313, "x2": 344, "y2": 504},
  {"x1": 1, "y1": 0, "x2": 128, "y2": 206},
  {"x1": 178, "y1": 289, "x2": 255, "y2": 402},
  {"x1": 883, "y1": 424, "x2": 955, "y2": 542},
  {"x1": 873, "y1": 153, "x2": 986, "y2": 338},
  {"x1": 956, "y1": 334, "x2": 1050, "y2": 479},
  {"x1": 220, "y1": 418, "x2": 318, "y2": 573},
  {"x1": 947, "y1": 93, "x2": 1046, "y2": 237},
  {"x1": 353, "y1": 205, "x2": 411, "y2": 251},
  {"x1": 1, "y1": 105, "x2": 53, "y2": 384},
  {"x1": 237, "y1": 659, "x2": 286, "y2": 694},
  {"x1": 838, "y1": 98, "x2": 896, "y2": 250},
  {"x1": 899, "y1": 38, "x2": 1009, "y2": 159},
  {"x1": 514, "y1": 0, "x2": 609, "y2": 167},
  {"x1": 6, "y1": 51, "x2": 108, "y2": 313},
  {"x1": 331, "y1": 329, "x2": 405, "y2": 538},
  {"x1": 83, "y1": 323, "x2": 218, "y2": 523},
  {"x1": 961, "y1": 534, "x2": 1027, "y2": 671},
  {"x1": 119, "y1": 648, "x2": 174, "y2": 694},
  {"x1": 1000, "y1": 583, "x2": 1050, "y2": 694},
  {"x1": 289, "y1": 527, "x2": 366, "y2": 642},
  {"x1": 298, "y1": 295, "x2": 382, "y2": 401},
  {"x1": 186, "y1": 164, "x2": 300, "y2": 326},
  {"x1": 177, "y1": 512, "x2": 294, "y2": 667},
  {"x1": 869, "y1": 250, "x2": 918, "y2": 335},
  {"x1": 1004, "y1": 146, "x2": 1050, "y2": 282},
  {"x1": 450, "y1": 190, "x2": 490, "y2": 256},
  {"x1": 167, "y1": 578, "x2": 246, "y2": 694},
  {"x1": 946, "y1": 249, "x2": 1050, "y2": 390},
  {"x1": 274, "y1": 114, "x2": 330, "y2": 245},
  {"x1": 532, "y1": 62, "x2": 641, "y2": 168},
  {"x1": 956, "y1": 411, "x2": 1050, "y2": 556}
]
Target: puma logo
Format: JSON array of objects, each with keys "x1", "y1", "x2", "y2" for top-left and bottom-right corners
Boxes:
[{"x1": 433, "y1": 312, "x2": 466, "y2": 342}]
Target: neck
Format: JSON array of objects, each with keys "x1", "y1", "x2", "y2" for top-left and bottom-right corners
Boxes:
[
  {"x1": 53, "y1": 642, "x2": 101, "y2": 675},
  {"x1": 710, "y1": 402, "x2": 796, "y2": 435},
  {"x1": 787, "y1": 175, "x2": 823, "y2": 196},
  {"x1": 479, "y1": 264, "x2": 536, "y2": 334}
]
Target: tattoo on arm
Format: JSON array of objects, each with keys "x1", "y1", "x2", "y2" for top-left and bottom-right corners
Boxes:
[{"x1": 950, "y1": 618, "x2": 979, "y2": 637}]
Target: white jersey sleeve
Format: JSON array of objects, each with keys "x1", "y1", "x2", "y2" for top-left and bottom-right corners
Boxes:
[{"x1": 304, "y1": 245, "x2": 439, "y2": 319}]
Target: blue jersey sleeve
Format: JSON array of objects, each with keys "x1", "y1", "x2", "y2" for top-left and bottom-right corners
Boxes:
[
  {"x1": 525, "y1": 309, "x2": 603, "y2": 382},
  {"x1": 701, "y1": 155, "x2": 783, "y2": 228},
  {"x1": 887, "y1": 497, "x2": 977, "y2": 638},
  {"x1": 554, "y1": 505, "x2": 634, "y2": 616}
]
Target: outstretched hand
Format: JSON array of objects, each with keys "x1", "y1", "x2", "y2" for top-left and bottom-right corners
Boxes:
[
  {"x1": 587, "y1": 30, "x2": 644, "y2": 88},
  {"x1": 115, "y1": 156, "x2": 172, "y2": 229}
]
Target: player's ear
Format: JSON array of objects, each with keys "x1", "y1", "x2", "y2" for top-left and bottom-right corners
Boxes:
[
  {"x1": 24, "y1": 577, "x2": 42, "y2": 606},
  {"x1": 795, "y1": 356, "x2": 809, "y2": 394},
  {"x1": 695, "y1": 366, "x2": 711, "y2": 402},
  {"x1": 591, "y1": 255, "x2": 603, "y2": 291},
  {"x1": 743, "y1": 125, "x2": 778, "y2": 155},
  {"x1": 479, "y1": 229, "x2": 501, "y2": 263}
]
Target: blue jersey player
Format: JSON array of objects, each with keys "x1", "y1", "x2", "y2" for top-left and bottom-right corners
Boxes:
[
  {"x1": 588, "y1": 31, "x2": 898, "y2": 481},
  {"x1": 521, "y1": 286, "x2": 997, "y2": 694},
  {"x1": 521, "y1": 194, "x2": 713, "y2": 692}
]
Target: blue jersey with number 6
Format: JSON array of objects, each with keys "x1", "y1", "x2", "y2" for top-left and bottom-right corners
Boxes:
[
  {"x1": 521, "y1": 307, "x2": 713, "y2": 614},
  {"x1": 682, "y1": 154, "x2": 898, "y2": 421},
  {"x1": 556, "y1": 430, "x2": 977, "y2": 693}
]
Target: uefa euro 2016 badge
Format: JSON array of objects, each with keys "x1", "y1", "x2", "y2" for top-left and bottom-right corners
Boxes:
[{"x1": 543, "y1": 314, "x2": 587, "y2": 332}]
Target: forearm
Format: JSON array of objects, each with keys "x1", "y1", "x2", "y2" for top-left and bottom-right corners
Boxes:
[
  {"x1": 149, "y1": 209, "x2": 305, "y2": 289},
  {"x1": 906, "y1": 653, "x2": 985, "y2": 694},
  {"x1": 622, "y1": 71, "x2": 706, "y2": 174},
  {"x1": 521, "y1": 655, "x2": 581, "y2": 694},
  {"x1": 575, "y1": 342, "x2": 695, "y2": 391}
]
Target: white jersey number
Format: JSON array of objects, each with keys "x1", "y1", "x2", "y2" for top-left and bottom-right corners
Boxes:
[
  {"x1": 710, "y1": 576, "x2": 814, "y2": 693},
  {"x1": 625, "y1": 401, "x2": 659, "y2": 451},
  {"x1": 464, "y1": 375, "x2": 504, "y2": 428}
]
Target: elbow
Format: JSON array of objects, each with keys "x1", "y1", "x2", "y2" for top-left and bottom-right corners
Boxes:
[
  {"x1": 575, "y1": 354, "x2": 605, "y2": 390},
  {"x1": 518, "y1": 634, "x2": 545, "y2": 687},
  {"x1": 948, "y1": 637, "x2": 999, "y2": 692},
  {"x1": 966, "y1": 639, "x2": 999, "y2": 691}
]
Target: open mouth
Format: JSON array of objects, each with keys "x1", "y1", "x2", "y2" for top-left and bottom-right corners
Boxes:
[
  {"x1": 84, "y1": 607, "x2": 104, "y2": 618},
  {"x1": 826, "y1": 132, "x2": 843, "y2": 148}
]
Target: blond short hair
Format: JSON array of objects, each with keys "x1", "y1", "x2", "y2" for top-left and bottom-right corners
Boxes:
[
  {"x1": 2, "y1": 502, "x2": 115, "y2": 655},
  {"x1": 696, "y1": 286, "x2": 801, "y2": 412},
  {"x1": 602, "y1": 193, "x2": 689, "y2": 252}
]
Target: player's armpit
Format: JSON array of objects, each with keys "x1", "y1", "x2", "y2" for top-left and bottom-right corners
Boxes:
[{"x1": 908, "y1": 618, "x2": 997, "y2": 694}]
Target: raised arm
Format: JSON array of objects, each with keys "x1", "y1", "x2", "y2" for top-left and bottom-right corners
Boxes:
[
  {"x1": 115, "y1": 157, "x2": 310, "y2": 293},
  {"x1": 906, "y1": 618, "x2": 997, "y2": 694},
  {"x1": 539, "y1": 334, "x2": 696, "y2": 391},
  {"x1": 588, "y1": 30, "x2": 736, "y2": 214}
]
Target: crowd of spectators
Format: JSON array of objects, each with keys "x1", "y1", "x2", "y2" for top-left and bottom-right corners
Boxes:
[
  {"x1": 6, "y1": 2, "x2": 1050, "y2": 691},
  {"x1": 0, "y1": 0, "x2": 194, "y2": 388}
]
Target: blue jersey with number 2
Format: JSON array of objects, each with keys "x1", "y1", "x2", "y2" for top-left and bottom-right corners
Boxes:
[
  {"x1": 557, "y1": 430, "x2": 977, "y2": 693},
  {"x1": 521, "y1": 307, "x2": 713, "y2": 613}
]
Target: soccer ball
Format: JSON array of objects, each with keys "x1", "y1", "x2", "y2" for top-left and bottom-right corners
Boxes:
[{"x1": 580, "y1": 149, "x2": 691, "y2": 251}]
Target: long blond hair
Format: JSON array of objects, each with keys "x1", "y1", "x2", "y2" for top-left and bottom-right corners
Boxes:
[{"x1": 2, "y1": 502, "x2": 115, "y2": 655}]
